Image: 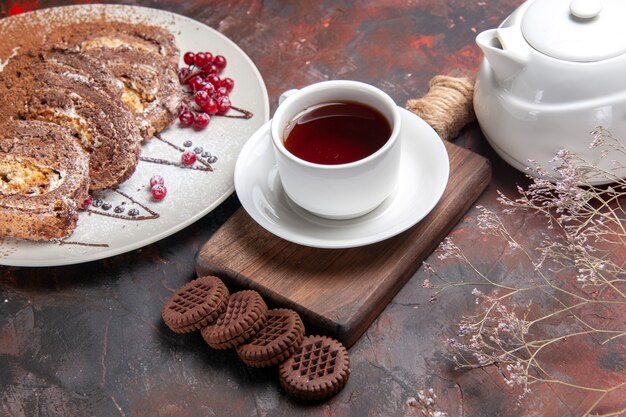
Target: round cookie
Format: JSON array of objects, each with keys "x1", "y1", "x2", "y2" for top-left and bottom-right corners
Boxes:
[
  {"x1": 278, "y1": 335, "x2": 350, "y2": 401},
  {"x1": 200, "y1": 290, "x2": 268, "y2": 350},
  {"x1": 162, "y1": 275, "x2": 229, "y2": 334},
  {"x1": 236, "y1": 308, "x2": 305, "y2": 368}
]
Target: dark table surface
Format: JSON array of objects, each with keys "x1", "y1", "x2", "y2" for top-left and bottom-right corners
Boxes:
[{"x1": 1, "y1": 1, "x2": 624, "y2": 416}]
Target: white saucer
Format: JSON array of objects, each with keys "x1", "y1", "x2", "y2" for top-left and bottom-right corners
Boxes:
[{"x1": 234, "y1": 107, "x2": 449, "y2": 248}]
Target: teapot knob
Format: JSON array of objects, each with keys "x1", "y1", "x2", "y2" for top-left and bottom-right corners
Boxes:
[{"x1": 570, "y1": 0, "x2": 603, "y2": 19}]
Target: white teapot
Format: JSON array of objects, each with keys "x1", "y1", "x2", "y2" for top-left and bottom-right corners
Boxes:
[{"x1": 473, "y1": 0, "x2": 626, "y2": 183}]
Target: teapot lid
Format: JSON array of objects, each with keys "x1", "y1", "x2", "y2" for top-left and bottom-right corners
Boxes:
[{"x1": 521, "y1": 0, "x2": 626, "y2": 62}]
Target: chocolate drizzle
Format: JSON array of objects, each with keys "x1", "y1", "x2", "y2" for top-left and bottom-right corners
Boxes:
[
  {"x1": 55, "y1": 240, "x2": 109, "y2": 248},
  {"x1": 85, "y1": 189, "x2": 159, "y2": 221},
  {"x1": 146, "y1": 132, "x2": 214, "y2": 171},
  {"x1": 224, "y1": 105, "x2": 253, "y2": 119}
]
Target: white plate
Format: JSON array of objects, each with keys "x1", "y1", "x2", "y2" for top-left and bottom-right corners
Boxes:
[
  {"x1": 234, "y1": 107, "x2": 449, "y2": 248},
  {"x1": 0, "y1": 5, "x2": 270, "y2": 267}
]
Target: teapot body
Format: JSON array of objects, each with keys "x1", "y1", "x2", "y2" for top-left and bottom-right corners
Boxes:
[{"x1": 474, "y1": 0, "x2": 626, "y2": 183}]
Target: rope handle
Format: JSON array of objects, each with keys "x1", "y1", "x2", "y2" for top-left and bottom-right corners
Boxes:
[{"x1": 406, "y1": 74, "x2": 475, "y2": 142}]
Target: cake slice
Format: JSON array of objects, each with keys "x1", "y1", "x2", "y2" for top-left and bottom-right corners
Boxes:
[
  {"x1": 0, "y1": 50, "x2": 142, "y2": 191},
  {"x1": 48, "y1": 21, "x2": 180, "y2": 66},
  {"x1": 75, "y1": 44, "x2": 182, "y2": 140},
  {"x1": 0, "y1": 120, "x2": 90, "y2": 241},
  {"x1": 48, "y1": 22, "x2": 182, "y2": 140}
]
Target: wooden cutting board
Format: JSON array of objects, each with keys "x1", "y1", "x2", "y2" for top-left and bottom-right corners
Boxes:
[{"x1": 196, "y1": 141, "x2": 491, "y2": 347}]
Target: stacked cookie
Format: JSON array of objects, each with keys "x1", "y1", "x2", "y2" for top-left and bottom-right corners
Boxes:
[
  {"x1": 236, "y1": 308, "x2": 305, "y2": 367},
  {"x1": 0, "y1": 21, "x2": 182, "y2": 240},
  {"x1": 162, "y1": 275, "x2": 351, "y2": 401}
]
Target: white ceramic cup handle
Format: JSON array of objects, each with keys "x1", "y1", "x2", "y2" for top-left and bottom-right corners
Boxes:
[{"x1": 279, "y1": 89, "x2": 299, "y2": 105}]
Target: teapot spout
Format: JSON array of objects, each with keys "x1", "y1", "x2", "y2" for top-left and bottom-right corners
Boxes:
[{"x1": 476, "y1": 28, "x2": 527, "y2": 84}]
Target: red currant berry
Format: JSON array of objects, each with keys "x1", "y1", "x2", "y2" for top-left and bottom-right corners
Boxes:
[
  {"x1": 178, "y1": 102, "x2": 189, "y2": 115},
  {"x1": 194, "y1": 52, "x2": 210, "y2": 68},
  {"x1": 200, "y1": 52, "x2": 214, "y2": 69},
  {"x1": 207, "y1": 74, "x2": 221, "y2": 88},
  {"x1": 202, "y1": 64, "x2": 220, "y2": 75},
  {"x1": 81, "y1": 195, "x2": 93, "y2": 210},
  {"x1": 213, "y1": 55, "x2": 227, "y2": 70},
  {"x1": 151, "y1": 184, "x2": 167, "y2": 201},
  {"x1": 149, "y1": 175, "x2": 165, "y2": 188},
  {"x1": 193, "y1": 112, "x2": 210, "y2": 130},
  {"x1": 200, "y1": 81, "x2": 215, "y2": 95},
  {"x1": 179, "y1": 109, "x2": 195, "y2": 127},
  {"x1": 217, "y1": 96, "x2": 231, "y2": 114},
  {"x1": 188, "y1": 76, "x2": 205, "y2": 92},
  {"x1": 177, "y1": 67, "x2": 190, "y2": 84},
  {"x1": 201, "y1": 98, "x2": 219, "y2": 115},
  {"x1": 220, "y1": 77, "x2": 235, "y2": 92},
  {"x1": 215, "y1": 86, "x2": 229, "y2": 98},
  {"x1": 181, "y1": 151, "x2": 197, "y2": 165},
  {"x1": 203, "y1": 63, "x2": 218, "y2": 75},
  {"x1": 183, "y1": 52, "x2": 195, "y2": 66},
  {"x1": 194, "y1": 90, "x2": 210, "y2": 107}
]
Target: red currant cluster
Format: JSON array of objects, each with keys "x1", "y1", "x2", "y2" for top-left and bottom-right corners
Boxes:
[
  {"x1": 178, "y1": 51, "x2": 234, "y2": 130},
  {"x1": 150, "y1": 175, "x2": 167, "y2": 201}
]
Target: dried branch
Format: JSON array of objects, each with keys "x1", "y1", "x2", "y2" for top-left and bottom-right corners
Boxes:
[{"x1": 425, "y1": 129, "x2": 626, "y2": 416}]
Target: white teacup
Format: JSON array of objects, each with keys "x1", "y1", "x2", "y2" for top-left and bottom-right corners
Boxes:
[{"x1": 270, "y1": 80, "x2": 401, "y2": 219}]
